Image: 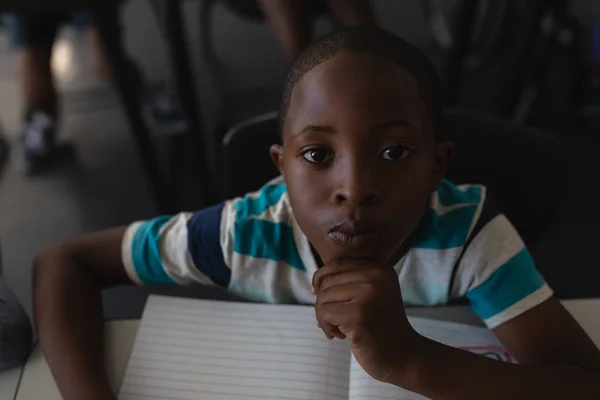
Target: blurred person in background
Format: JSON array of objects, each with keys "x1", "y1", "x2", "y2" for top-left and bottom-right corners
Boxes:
[
  {"x1": 0, "y1": 243, "x2": 32, "y2": 371},
  {"x1": 1, "y1": 10, "x2": 189, "y2": 175},
  {"x1": 260, "y1": 0, "x2": 376, "y2": 60}
]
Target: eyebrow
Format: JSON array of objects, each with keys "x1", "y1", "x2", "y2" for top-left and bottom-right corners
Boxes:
[
  {"x1": 293, "y1": 125, "x2": 336, "y2": 138},
  {"x1": 293, "y1": 120, "x2": 414, "y2": 138},
  {"x1": 370, "y1": 120, "x2": 413, "y2": 132}
]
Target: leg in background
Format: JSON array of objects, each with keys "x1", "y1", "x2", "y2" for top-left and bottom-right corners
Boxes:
[
  {"x1": 1, "y1": 14, "x2": 70, "y2": 174},
  {"x1": 324, "y1": 0, "x2": 376, "y2": 27},
  {"x1": 260, "y1": 0, "x2": 313, "y2": 61},
  {"x1": 83, "y1": 26, "x2": 144, "y2": 100},
  {"x1": 1, "y1": 14, "x2": 60, "y2": 119},
  {"x1": 79, "y1": 11, "x2": 189, "y2": 136},
  {"x1": 19, "y1": 47, "x2": 58, "y2": 119}
]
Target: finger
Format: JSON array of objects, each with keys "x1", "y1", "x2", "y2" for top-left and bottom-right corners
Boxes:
[
  {"x1": 317, "y1": 269, "x2": 381, "y2": 294},
  {"x1": 315, "y1": 308, "x2": 345, "y2": 339},
  {"x1": 317, "y1": 302, "x2": 355, "y2": 338},
  {"x1": 317, "y1": 282, "x2": 369, "y2": 305},
  {"x1": 312, "y1": 259, "x2": 373, "y2": 293}
]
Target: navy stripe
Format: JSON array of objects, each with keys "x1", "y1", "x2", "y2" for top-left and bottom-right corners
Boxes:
[{"x1": 187, "y1": 203, "x2": 231, "y2": 287}]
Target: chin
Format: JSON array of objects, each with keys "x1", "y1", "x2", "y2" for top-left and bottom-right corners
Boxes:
[{"x1": 317, "y1": 245, "x2": 391, "y2": 265}]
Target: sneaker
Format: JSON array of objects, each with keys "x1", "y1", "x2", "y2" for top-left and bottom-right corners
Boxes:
[
  {"x1": 19, "y1": 111, "x2": 73, "y2": 175},
  {"x1": 144, "y1": 93, "x2": 190, "y2": 136}
]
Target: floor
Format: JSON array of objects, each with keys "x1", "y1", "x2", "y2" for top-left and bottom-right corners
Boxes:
[{"x1": 1, "y1": 0, "x2": 600, "y2": 322}]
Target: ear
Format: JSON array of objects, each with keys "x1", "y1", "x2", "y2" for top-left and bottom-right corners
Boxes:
[
  {"x1": 269, "y1": 144, "x2": 285, "y2": 176},
  {"x1": 432, "y1": 140, "x2": 455, "y2": 190}
]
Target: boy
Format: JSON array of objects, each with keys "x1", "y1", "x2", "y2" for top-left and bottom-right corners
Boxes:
[{"x1": 34, "y1": 28, "x2": 600, "y2": 399}]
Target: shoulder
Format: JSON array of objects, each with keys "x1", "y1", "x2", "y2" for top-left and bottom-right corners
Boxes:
[
  {"x1": 411, "y1": 179, "x2": 489, "y2": 250},
  {"x1": 218, "y1": 177, "x2": 306, "y2": 271}
]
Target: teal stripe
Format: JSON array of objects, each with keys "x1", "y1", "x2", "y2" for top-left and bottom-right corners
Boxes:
[
  {"x1": 233, "y1": 219, "x2": 306, "y2": 271},
  {"x1": 236, "y1": 183, "x2": 287, "y2": 220},
  {"x1": 466, "y1": 249, "x2": 544, "y2": 320},
  {"x1": 411, "y1": 205, "x2": 478, "y2": 249},
  {"x1": 131, "y1": 216, "x2": 178, "y2": 285},
  {"x1": 437, "y1": 179, "x2": 482, "y2": 206},
  {"x1": 400, "y1": 282, "x2": 447, "y2": 306},
  {"x1": 411, "y1": 181, "x2": 482, "y2": 249}
]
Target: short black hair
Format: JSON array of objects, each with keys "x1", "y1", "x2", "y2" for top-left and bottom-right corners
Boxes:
[{"x1": 280, "y1": 27, "x2": 444, "y2": 139}]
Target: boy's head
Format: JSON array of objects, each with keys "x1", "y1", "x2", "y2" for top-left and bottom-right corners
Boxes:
[{"x1": 270, "y1": 27, "x2": 453, "y2": 265}]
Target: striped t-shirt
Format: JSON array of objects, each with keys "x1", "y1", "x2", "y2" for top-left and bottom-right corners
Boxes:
[{"x1": 122, "y1": 177, "x2": 552, "y2": 329}]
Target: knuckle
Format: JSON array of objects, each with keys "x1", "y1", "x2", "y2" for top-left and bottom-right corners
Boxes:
[{"x1": 361, "y1": 282, "x2": 377, "y2": 298}]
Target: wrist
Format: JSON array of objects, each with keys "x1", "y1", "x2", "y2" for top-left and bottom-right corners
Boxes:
[
  {"x1": 386, "y1": 331, "x2": 430, "y2": 390},
  {"x1": 61, "y1": 377, "x2": 115, "y2": 400}
]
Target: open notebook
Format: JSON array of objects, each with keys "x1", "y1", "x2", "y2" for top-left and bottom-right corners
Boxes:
[{"x1": 119, "y1": 295, "x2": 514, "y2": 400}]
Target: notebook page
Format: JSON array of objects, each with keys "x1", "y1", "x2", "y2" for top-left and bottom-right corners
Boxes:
[
  {"x1": 348, "y1": 316, "x2": 514, "y2": 400},
  {"x1": 118, "y1": 295, "x2": 351, "y2": 400}
]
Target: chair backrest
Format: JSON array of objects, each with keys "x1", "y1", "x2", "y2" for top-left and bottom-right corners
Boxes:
[{"x1": 222, "y1": 108, "x2": 572, "y2": 247}]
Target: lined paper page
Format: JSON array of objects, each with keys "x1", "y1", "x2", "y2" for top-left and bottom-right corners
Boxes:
[
  {"x1": 348, "y1": 316, "x2": 512, "y2": 400},
  {"x1": 118, "y1": 295, "x2": 351, "y2": 400}
]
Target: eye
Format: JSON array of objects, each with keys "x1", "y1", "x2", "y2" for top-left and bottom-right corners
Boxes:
[
  {"x1": 302, "y1": 149, "x2": 333, "y2": 164},
  {"x1": 380, "y1": 146, "x2": 411, "y2": 161}
]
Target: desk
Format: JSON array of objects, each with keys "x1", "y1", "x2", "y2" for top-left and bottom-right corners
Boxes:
[
  {"x1": 12, "y1": 299, "x2": 600, "y2": 399},
  {"x1": 0, "y1": 365, "x2": 22, "y2": 400}
]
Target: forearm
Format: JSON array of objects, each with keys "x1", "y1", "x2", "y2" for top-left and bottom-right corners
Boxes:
[
  {"x1": 395, "y1": 336, "x2": 600, "y2": 400},
  {"x1": 34, "y1": 248, "x2": 114, "y2": 400}
]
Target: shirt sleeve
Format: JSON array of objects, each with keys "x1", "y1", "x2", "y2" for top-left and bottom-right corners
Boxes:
[
  {"x1": 121, "y1": 202, "x2": 232, "y2": 287},
  {"x1": 450, "y1": 195, "x2": 553, "y2": 329}
]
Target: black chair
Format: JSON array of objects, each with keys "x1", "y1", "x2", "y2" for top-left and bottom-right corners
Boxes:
[{"x1": 222, "y1": 108, "x2": 572, "y2": 250}]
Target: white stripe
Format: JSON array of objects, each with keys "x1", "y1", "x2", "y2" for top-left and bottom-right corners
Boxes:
[
  {"x1": 228, "y1": 253, "x2": 314, "y2": 304},
  {"x1": 484, "y1": 284, "x2": 554, "y2": 329},
  {"x1": 220, "y1": 200, "x2": 237, "y2": 270},
  {"x1": 158, "y1": 213, "x2": 219, "y2": 285},
  {"x1": 121, "y1": 221, "x2": 143, "y2": 285},
  {"x1": 396, "y1": 247, "x2": 463, "y2": 305},
  {"x1": 292, "y1": 215, "x2": 318, "y2": 277},
  {"x1": 254, "y1": 191, "x2": 293, "y2": 223},
  {"x1": 451, "y1": 214, "x2": 525, "y2": 298},
  {"x1": 241, "y1": 176, "x2": 285, "y2": 201}
]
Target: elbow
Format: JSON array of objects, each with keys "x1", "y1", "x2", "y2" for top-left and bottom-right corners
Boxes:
[{"x1": 33, "y1": 244, "x2": 72, "y2": 288}]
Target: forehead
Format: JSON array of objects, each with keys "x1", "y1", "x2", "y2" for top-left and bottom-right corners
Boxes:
[{"x1": 284, "y1": 52, "x2": 427, "y2": 136}]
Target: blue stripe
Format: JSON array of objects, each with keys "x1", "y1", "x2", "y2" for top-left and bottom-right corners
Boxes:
[
  {"x1": 411, "y1": 181, "x2": 482, "y2": 249},
  {"x1": 437, "y1": 179, "x2": 482, "y2": 206},
  {"x1": 466, "y1": 249, "x2": 545, "y2": 320},
  {"x1": 400, "y1": 282, "x2": 447, "y2": 306},
  {"x1": 187, "y1": 202, "x2": 231, "y2": 287},
  {"x1": 233, "y1": 219, "x2": 306, "y2": 271},
  {"x1": 411, "y1": 205, "x2": 478, "y2": 249},
  {"x1": 236, "y1": 183, "x2": 287, "y2": 219},
  {"x1": 131, "y1": 216, "x2": 177, "y2": 285}
]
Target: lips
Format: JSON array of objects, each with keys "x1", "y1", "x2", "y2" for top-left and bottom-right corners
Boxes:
[{"x1": 328, "y1": 221, "x2": 378, "y2": 249}]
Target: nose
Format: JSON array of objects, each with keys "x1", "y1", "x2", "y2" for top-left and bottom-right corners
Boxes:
[{"x1": 331, "y1": 158, "x2": 380, "y2": 206}]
